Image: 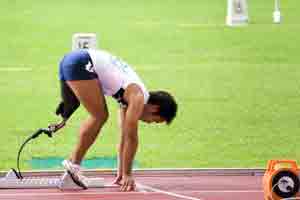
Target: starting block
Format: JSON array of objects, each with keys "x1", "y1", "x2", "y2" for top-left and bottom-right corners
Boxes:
[
  {"x1": 263, "y1": 160, "x2": 300, "y2": 200},
  {"x1": 0, "y1": 169, "x2": 104, "y2": 190}
]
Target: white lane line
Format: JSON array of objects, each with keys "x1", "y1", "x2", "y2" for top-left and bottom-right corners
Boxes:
[
  {"x1": 136, "y1": 183, "x2": 203, "y2": 200},
  {"x1": 136, "y1": 184, "x2": 148, "y2": 193},
  {"x1": 134, "y1": 21, "x2": 222, "y2": 28},
  {"x1": 0, "y1": 67, "x2": 32, "y2": 72},
  {"x1": 178, "y1": 23, "x2": 223, "y2": 28}
]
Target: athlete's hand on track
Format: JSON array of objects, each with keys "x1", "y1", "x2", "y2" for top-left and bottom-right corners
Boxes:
[
  {"x1": 113, "y1": 174, "x2": 123, "y2": 186},
  {"x1": 120, "y1": 175, "x2": 135, "y2": 192}
]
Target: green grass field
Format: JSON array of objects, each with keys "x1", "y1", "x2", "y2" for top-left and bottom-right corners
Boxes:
[{"x1": 0, "y1": 0, "x2": 300, "y2": 170}]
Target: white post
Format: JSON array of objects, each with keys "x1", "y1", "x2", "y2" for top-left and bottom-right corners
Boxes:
[
  {"x1": 273, "y1": 0, "x2": 281, "y2": 23},
  {"x1": 226, "y1": 0, "x2": 249, "y2": 26},
  {"x1": 72, "y1": 33, "x2": 98, "y2": 50}
]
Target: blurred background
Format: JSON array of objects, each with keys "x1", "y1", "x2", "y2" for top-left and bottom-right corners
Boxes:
[{"x1": 0, "y1": 0, "x2": 299, "y2": 171}]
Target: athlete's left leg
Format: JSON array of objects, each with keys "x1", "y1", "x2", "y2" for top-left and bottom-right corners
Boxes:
[{"x1": 66, "y1": 79, "x2": 108, "y2": 165}]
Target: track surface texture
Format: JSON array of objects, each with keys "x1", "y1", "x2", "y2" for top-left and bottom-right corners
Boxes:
[{"x1": 0, "y1": 169, "x2": 264, "y2": 200}]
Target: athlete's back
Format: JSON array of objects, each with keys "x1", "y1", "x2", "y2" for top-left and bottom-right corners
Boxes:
[{"x1": 87, "y1": 49, "x2": 149, "y2": 103}]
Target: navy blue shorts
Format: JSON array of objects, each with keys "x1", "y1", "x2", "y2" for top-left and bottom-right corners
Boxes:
[{"x1": 59, "y1": 50, "x2": 98, "y2": 81}]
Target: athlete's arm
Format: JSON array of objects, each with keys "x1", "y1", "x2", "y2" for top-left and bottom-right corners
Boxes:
[
  {"x1": 113, "y1": 108, "x2": 126, "y2": 185},
  {"x1": 120, "y1": 85, "x2": 145, "y2": 191}
]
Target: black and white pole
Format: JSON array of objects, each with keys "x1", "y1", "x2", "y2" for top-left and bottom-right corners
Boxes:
[{"x1": 273, "y1": 0, "x2": 281, "y2": 23}]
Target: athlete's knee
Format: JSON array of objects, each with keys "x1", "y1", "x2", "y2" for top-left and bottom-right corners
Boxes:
[{"x1": 93, "y1": 110, "x2": 109, "y2": 125}]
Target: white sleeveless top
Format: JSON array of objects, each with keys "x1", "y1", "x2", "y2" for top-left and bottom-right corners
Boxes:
[{"x1": 87, "y1": 49, "x2": 149, "y2": 104}]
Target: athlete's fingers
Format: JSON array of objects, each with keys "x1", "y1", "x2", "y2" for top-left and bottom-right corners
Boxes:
[
  {"x1": 113, "y1": 176, "x2": 123, "y2": 186},
  {"x1": 127, "y1": 184, "x2": 133, "y2": 191},
  {"x1": 121, "y1": 182, "x2": 127, "y2": 191}
]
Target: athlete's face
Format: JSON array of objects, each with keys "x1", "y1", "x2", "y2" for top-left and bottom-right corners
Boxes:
[{"x1": 140, "y1": 104, "x2": 166, "y2": 124}]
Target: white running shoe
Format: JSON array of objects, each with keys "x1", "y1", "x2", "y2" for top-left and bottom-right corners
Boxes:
[{"x1": 62, "y1": 160, "x2": 88, "y2": 189}]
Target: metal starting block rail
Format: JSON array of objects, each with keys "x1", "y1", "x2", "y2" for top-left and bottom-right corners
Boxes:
[{"x1": 0, "y1": 169, "x2": 105, "y2": 189}]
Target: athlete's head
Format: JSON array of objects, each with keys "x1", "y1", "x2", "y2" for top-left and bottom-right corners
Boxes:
[{"x1": 140, "y1": 91, "x2": 177, "y2": 124}]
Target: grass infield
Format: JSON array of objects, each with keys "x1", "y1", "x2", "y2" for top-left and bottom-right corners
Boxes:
[{"x1": 0, "y1": 0, "x2": 300, "y2": 170}]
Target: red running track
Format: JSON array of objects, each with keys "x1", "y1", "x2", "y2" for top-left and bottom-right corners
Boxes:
[{"x1": 0, "y1": 169, "x2": 264, "y2": 200}]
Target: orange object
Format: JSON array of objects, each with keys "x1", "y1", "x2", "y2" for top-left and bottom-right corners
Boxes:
[{"x1": 263, "y1": 160, "x2": 300, "y2": 200}]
